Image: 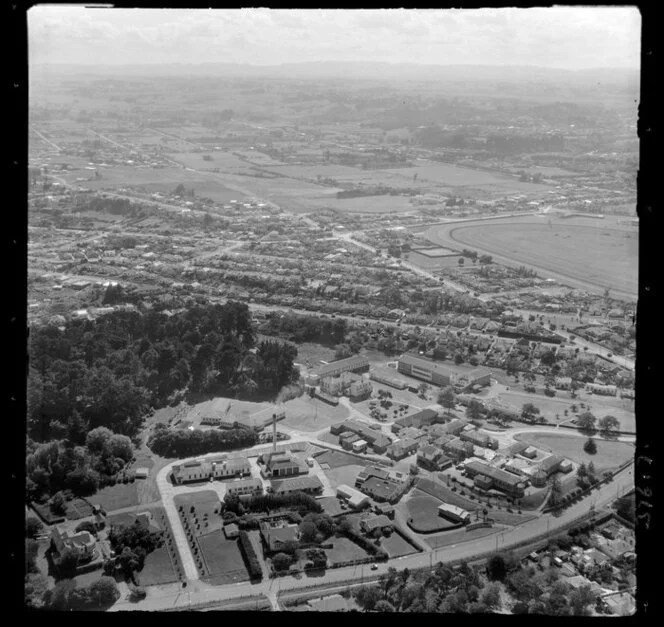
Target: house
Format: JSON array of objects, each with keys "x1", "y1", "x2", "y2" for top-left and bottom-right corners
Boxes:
[
  {"x1": 459, "y1": 429, "x2": 499, "y2": 450},
  {"x1": 386, "y1": 438, "x2": 419, "y2": 460},
  {"x1": 223, "y1": 523, "x2": 239, "y2": 539},
  {"x1": 554, "y1": 377, "x2": 573, "y2": 390},
  {"x1": 393, "y1": 408, "x2": 440, "y2": 432},
  {"x1": 360, "y1": 514, "x2": 392, "y2": 534},
  {"x1": 270, "y1": 475, "x2": 323, "y2": 496},
  {"x1": 340, "y1": 432, "x2": 362, "y2": 451},
  {"x1": 441, "y1": 419, "x2": 467, "y2": 435},
  {"x1": 442, "y1": 437, "x2": 475, "y2": 459},
  {"x1": 584, "y1": 548, "x2": 610, "y2": 567},
  {"x1": 330, "y1": 419, "x2": 391, "y2": 454},
  {"x1": 464, "y1": 460, "x2": 527, "y2": 497},
  {"x1": 51, "y1": 525, "x2": 97, "y2": 563},
  {"x1": 373, "y1": 503, "x2": 395, "y2": 519},
  {"x1": 503, "y1": 457, "x2": 532, "y2": 476},
  {"x1": 437, "y1": 503, "x2": 470, "y2": 524},
  {"x1": 260, "y1": 451, "x2": 307, "y2": 478},
  {"x1": 417, "y1": 445, "x2": 454, "y2": 471},
  {"x1": 537, "y1": 455, "x2": 565, "y2": 477},
  {"x1": 352, "y1": 439, "x2": 368, "y2": 453},
  {"x1": 397, "y1": 353, "x2": 457, "y2": 386},
  {"x1": 337, "y1": 484, "x2": 370, "y2": 510},
  {"x1": 260, "y1": 519, "x2": 300, "y2": 552},
  {"x1": 356, "y1": 467, "x2": 409, "y2": 503}
]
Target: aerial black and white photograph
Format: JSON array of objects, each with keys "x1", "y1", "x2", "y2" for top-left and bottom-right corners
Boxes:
[{"x1": 23, "y1": 6, "x2": 644, "y2": 614}]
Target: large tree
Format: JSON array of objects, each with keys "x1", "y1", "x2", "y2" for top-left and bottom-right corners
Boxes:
[
  {"x1": 438, "y1": 387, "x2": 457, "y2": 416},
  {"x1": 598, "y1": 415, "x2": 620, "y2": 438},
  {"x1": 577, "y1": 411, "x2": 597, "y2": 436}
]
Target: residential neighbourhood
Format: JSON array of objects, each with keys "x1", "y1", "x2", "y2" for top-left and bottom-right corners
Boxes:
[{"x1": 24, "y1": 6, "x2": 643, "y2": 617}]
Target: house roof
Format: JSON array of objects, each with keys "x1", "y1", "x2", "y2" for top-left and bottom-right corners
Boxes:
[
  {"x1": 538, "y1": 455, "x2": 564, "y2": 472},
  {"x1": 361, "y1": 514, "x2": 392, "y2": 530},
  {"x1": 465, "y1": 460, "x2": 526, "y2": 486}
]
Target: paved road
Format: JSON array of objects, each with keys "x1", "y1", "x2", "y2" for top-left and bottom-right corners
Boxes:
[{"x1": 115, "y1": 458, "x2": 632, "y2": 612}]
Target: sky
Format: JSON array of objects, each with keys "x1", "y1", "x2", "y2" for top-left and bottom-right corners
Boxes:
[{"x1": 28, "y1": 6, "x2": 641, "y2": 70}]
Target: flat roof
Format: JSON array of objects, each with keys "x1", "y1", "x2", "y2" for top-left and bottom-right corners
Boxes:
[{"x1": 398, "y1": 353, "x2": 455, "y2": 377}]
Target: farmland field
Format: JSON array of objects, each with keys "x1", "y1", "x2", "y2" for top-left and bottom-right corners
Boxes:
[
  {"x1": 514, "y1": 432, "x2": 634, "y2": 472},
  {"x1": 425, "y1": 216, "x2": 638, "y2": 298}
]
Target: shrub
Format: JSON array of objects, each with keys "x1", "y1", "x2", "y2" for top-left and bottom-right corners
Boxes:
[{"x1": 238, "y1": 531, "x2": 262, "y2": 581}]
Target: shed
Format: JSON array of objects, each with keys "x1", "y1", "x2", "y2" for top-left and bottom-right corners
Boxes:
[{"x1": 134, "y1": 468, "x2": 149, "y2": 479}]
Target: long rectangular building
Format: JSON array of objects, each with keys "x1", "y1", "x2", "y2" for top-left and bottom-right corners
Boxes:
[
  {"x1": 331, "y1": 418, "x2": 391, "y2": 453},
  {"x1": 172, "y1": 457, "x2": 251, "y2": 484},
  {"x1": 397, "y1": 354, "x2": 457, "y2": 387},
  {"x1": 314, "y1": 354, "x2": 370, "y2": 379}
]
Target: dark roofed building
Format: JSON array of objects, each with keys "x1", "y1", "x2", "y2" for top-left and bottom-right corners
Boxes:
[
  {"x1": 360, "y1": 515, "x2": 393, "y2": 533},
  {"x1": 538, "y1": 455, "x2": 564, "y2": 477},
  {"x1": 386, "y1": 438, "x2": 419, "y2": 460},
  {"x1": 464, "y1": 460, "x2": 526, "y2": 497},
  {"x1": 392, "y1": 408, "x2": 440, "y2": 432}
]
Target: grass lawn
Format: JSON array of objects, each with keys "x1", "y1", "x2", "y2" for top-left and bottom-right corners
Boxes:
[
  {"x1": 416, "y1": 479, "x2": 479, "y2": 511},
  {"x1": 65, "y1": 498, "x2": 95, "y2": 521},
  {"x1": 174, "y1": 491, "x2": 223, "y2": 535},
  {"x1": 406, "y1": 494, "x2": 459, "y2": 533},
  {"x1": 425, "y1": 526, "x2": 499, "y2": 550},
  {"x1": 198, "y1": 532, "x2": 250, "y2": 585},
  {"x1": 325, "y1": 536, "x2": 371, "y2": 565},
  {"x1": 324, "y1": 464, "x2": 365, "y2": 490},
  {"x1": 173, "y1": 490, "x2": 220, "y2": 510},
  {"x1": 281, "y1": 396, "x2": 350, "y2": 432},
  {"x1": 88, "y1": 483, "x2": 139, "y2": 513},
  {"x1": 138, "y1": 545, "x2": 179, "y2": 586},
  {"x1": 317, "y1": 497, "x2": 345, "y2": 517},
  {"x1": 514, "y1": 432, "x2": 634, "y2": 472},
  {"x1": 316, "y1": 432, "x2": 340, "y2": 446},
  {"x1": 381, "y1": 531, "x2": 419, "y2": 558},
  {"x1": 316, "y1": 450, "x2": 368, "y2": 470},
  {"x1": 294, "y1": 342, "x2": 337, "y2": 369}
]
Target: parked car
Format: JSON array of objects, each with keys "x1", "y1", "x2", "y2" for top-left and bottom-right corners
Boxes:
[{"x1": 370, "y1": 564, "x2": 378, "y2": 571}]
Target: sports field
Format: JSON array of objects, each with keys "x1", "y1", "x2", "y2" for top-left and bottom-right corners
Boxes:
[{"x1": 425, "y1": 216, "x2": 638, "y2": 298}]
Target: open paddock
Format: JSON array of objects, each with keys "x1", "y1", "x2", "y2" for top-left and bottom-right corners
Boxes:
[
  {"x1": 514, "y1": 432, "x2": 634, "y2": 472},
  {"x1": 170, "y1": 150, "x2": 249, "y2": 172}
]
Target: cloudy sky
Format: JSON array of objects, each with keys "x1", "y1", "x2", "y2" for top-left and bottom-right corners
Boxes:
[{"x1": 28, "y1": 6, "x2": 641, "y2": 70}]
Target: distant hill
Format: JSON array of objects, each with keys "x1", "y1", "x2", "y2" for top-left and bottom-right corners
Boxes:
[{"x1": 31, "y1": 60, "x2": 639, "y2": 84}]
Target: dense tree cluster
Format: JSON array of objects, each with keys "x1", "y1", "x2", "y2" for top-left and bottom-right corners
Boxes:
[
  {"x1": 148, "y1": 423, "x2": 258, "y2": 458},
  {"x1": 238, "y1": 530, "x2": 262, "y2": 580},
  {"x1": 107, "y1": 520, "x2": 163, "y2": 579},
  {"x1": 28, "y1": 302, "x2": 296, "y2": 446},
  {"x1": 353, "y1": 556, "x2": 597, "y2": 614},
  {"x1": 223, "y1": 491, "x2": 322, "y2": 516},
  {"x1": 36, "y1": 576, "x2": 120, "y2": 611},
  {"x1": 258, "y1": 312, "x2": 346, "y2": 345},
  {"x1": 26, "y1": 426, "x2": 134, "y2": 502}
]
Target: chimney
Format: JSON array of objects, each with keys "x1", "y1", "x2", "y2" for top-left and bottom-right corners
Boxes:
[{"x1": 272, "y1": 412, "x2": 277, "y2": 455}]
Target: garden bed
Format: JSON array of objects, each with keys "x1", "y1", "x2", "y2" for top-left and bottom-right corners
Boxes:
[{"x1": 65, "y1": 498, "x2": 95, "y2": 521}]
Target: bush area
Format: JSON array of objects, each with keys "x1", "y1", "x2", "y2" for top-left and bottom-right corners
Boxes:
[
  {"x1": 27, "y1": 576, "x2": 120, "y2": 611},
  {"x1": 238, "y1": 531, "x2": 262, "y2": 581},
  {"x1": 149, "y1": 423, "x2": 258, "y2": 457},
  {"x1": 26, "y1": 427, "x2": 134, "y2": 502},
  {"x1": 107, "y1": 520, "x2": 164, "y2": 581}
]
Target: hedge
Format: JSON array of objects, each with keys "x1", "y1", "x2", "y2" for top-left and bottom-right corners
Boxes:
[{"x1": 238, "y1": 531, "x2": 263, "y2": 581}]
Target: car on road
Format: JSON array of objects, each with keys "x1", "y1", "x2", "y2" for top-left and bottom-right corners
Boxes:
[{"x1": 370, "y1": 564, "x2": 378, "y2": 571}]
